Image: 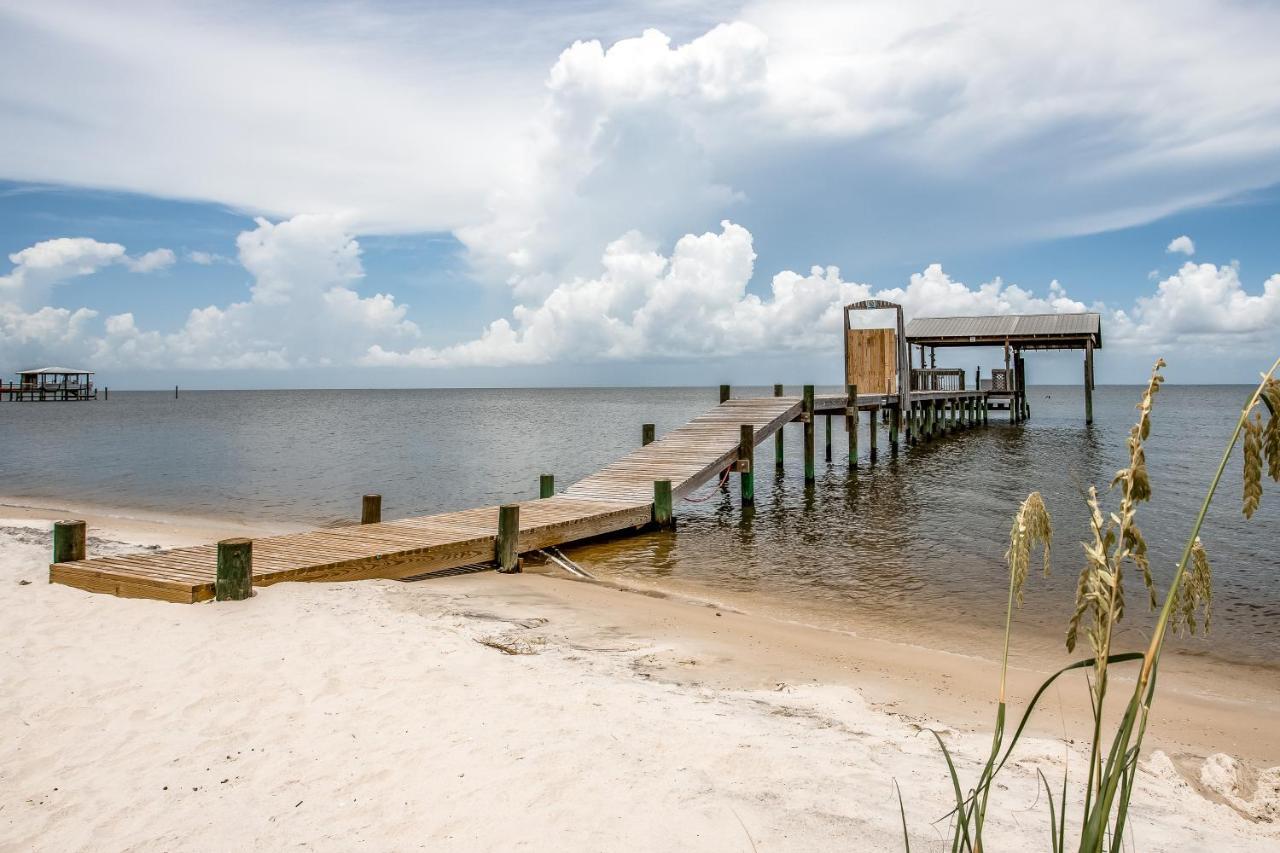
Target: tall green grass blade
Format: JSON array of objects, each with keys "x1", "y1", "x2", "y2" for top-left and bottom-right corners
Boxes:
[
  {"x1": 1037, "y1": 769, "x2": 1060, "y2": 852},
  {"x1": 930, "y1": 730, "x2": 974, "y2": 853},
  {"x1": 894, "y1": 779, "x2": 911, "y2": 853}
]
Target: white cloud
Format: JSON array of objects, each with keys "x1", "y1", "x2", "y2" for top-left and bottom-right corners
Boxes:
[
  {"x1": 0, "y1": 236, "x2": 173, "y2": 309},
  {"x1": 1166, "y1": 235, "x2": 1196, "y2": 256},
  {"x1": 186, "y1": 250, "x2": 231, "y2": 266},
  {"x1": 0, "y1": 215, "x2": 418, "y2": 370},
  {"x1": 366, "y1": 221, "x2": 1091, "y2": 368},
  {"x1": 1110, "y1": 262, "x2": 1280, "y2": 349},
  {"x1": 122, "y1": 248, "x2": 175, "y2": 273}
]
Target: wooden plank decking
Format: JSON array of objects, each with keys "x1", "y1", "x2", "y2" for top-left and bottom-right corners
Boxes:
[{"x1": 51, "y1": 395, "x2": 804, "y2": 603}]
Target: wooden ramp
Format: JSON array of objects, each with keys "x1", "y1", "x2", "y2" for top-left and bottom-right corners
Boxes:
[{"x1": 51, "y1": 396, "x2": 803, "y2": 603}]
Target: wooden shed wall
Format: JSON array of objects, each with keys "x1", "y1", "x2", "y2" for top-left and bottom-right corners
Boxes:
[{"x1": 845, "y1": 328, "x2": 898, "y2": 393}]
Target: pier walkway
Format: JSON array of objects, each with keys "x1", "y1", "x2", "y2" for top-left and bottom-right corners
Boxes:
[{"x1": 50, "y1": 388, "x2": 989, "y2": 603}]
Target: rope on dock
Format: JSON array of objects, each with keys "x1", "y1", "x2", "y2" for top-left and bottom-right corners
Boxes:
[{"x1": 680, "y1": 466, "x2": 733, "y2": 503}]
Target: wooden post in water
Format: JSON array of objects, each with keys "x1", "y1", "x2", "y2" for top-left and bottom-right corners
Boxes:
[
  {"x1": 1084, "y1": 340, "x2": 1094, "y2": 425},
  {"x1": 361, "y1": 494, "x2": 382, "y2": 524},
  {"x1": 802, "y1": 385, "x2": 816, "y2": 483},
  {"x1": 52, "y1": 520, "x2": 86, "y2": 564},
  {"x1": 774, "y1": 384, "x2": 785, "y2": 469},
  {"x1": 739, "y1": 424, "x2": 755, "y2": 505},
  {"x1": 824, "y1": 414, "x2": 832, "y2": 462},
  {"x1": 642, "y1": 423, "x2": 656, "y2": 446},
  {"x1": 846, "y1": 384, "x2": 858, "y2": 465},
  {"x1": 868, "y1": 408, "x2": 879, "y2": 461},
  {"x1": 720, "y1": 384, "x2": 731, "y2": 404},
  {"x1": 215, "y1": 538, "x2": 253, "y2": 601},
  {"x1": 653, "y1": 479, "x2": 674, "y2": 529},
  {"x1": 539, "y1": 475, "x2": 555, "y2": 499},
  {"x1": 496, "y1": 504, "x2": 521, "y2": 573},
  {"x1": 104, "y1": 387, "x2": 108, "y2": 401},
  {"x1": 174, "y1": 385, "x2": 179, "y2": 399},
  {"x1": 889, "y1": 405, "x2": 899, "y2": 454}
]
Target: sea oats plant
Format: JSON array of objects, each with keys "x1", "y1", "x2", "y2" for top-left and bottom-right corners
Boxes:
[{"x1": 902, "y1": 356, "x2": 1280, "y2": 853}]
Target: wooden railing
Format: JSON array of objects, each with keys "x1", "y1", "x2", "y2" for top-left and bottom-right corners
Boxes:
[
  {"x1": 911, "y1": 368, "x2": 965, "y2": 391},
  {"x1": 980, "y1": 369, "x2": 1013, "y2": 392}
]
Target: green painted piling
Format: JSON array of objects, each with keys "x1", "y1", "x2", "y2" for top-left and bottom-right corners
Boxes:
[
  {"x1": 846, "y1": 384, "x2": 858, "y2": 465},
  {"x1": 720, "y1": 384, "x2": 731, "y2": 404},
  {"x1": 653, "y1": 479, "x2": 674, "y2": 529},
  {"x1": 539, "y1": 474, "x2": 555, "y2": 499},
  {"x1": 215, "y1": 538, "x2": 253, "y2": 601},
  {"x1": 774, "y1": 384, "x2": 785, "y2": 468},
  {"x1": 642, "y1": 423, "x2": 656, "y2": 446},
  {"x1": 496, "y1": 504, "x2": 521, "y2": 573},
  {"x1": 739, "y1": 424, "x2": 755, "y2": 505},
  {"x1": 52, "y1": 520, "x2": 86, "y2": 564},
  {"x1": 802, "y1": 385, "x2": 815, "y2": 483}
]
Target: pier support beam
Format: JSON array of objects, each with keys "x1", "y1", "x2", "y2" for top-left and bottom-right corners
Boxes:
[
  {"x1": 52, "y1": 520, "x2": 86, "y2": 564},
  {"x1": 846, "y1": 384, "x2": 858, "y2": 465},
  {"x1": 496, "y1": 504, "x2": 521, "y2": 573},
  {"x1": 869, "y1": 408, "x2": 879, "y2": 461},
  {"x1": 361, "y1": 494, "x2": 382, "y2": 524},
  {"x1": 739, "y1": 424, "x2": 755, "y2": 505},
  {"x1": 642, "y1": 423, "x2": 656, "y2": 446},
  {"x1": 889, "y1": 406, "x2": 899, "y2": 454},
  {"x1": 824, "y1": 414, "x2": 832, "y2": 462},
  {"x1": 215, "y1": 538, "x2": 253, "y2": 601},
  {"x1": 774, "y1": 384, "x2": 785, "y2": 468},
  {"x1": 539, "y1": 475, "x2": 555, "y2": 499},
  {"x1": 653, "y1": 480, "x2": 674, "y2": 529},
  {"x1": 802, "y1": 385, "x2": 816, "y2": 483},
  {"x1": 1084, "y1": 340, "x2": 1095, "y2": 425},
  {"x1": 720, "y1": 384, "x2": 731, "y2": 404}
]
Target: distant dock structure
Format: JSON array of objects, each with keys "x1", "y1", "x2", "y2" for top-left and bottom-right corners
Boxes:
[
  {"x1": 50, "y1": 305, "x2": 1104, "y2": 603},
  {"x1": 2, "y1": 367, "x2": 97, "y2": 402}
]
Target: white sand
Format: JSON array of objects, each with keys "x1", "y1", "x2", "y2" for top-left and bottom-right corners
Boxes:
[{"x1": 2, "y1": 510, "x2": 1277, "y2": 851}]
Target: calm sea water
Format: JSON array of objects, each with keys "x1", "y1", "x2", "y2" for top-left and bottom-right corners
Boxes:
[{"x1": 3, "y1": 385, "x2": 1277, "y2": 667}]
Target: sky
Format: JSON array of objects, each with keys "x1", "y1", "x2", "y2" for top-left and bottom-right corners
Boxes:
[{"x1": 1, "y1": 0, "x2": 1278, "y2": 389}]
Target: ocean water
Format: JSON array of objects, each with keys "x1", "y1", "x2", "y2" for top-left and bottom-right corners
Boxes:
[{"x1": 2, "y1": 385, "x2": 1277, "y2": 667}]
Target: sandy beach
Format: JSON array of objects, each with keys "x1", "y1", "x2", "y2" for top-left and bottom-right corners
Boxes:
[{"x1": 3, "y1": 500, "x2": 1278, "y2": 852}]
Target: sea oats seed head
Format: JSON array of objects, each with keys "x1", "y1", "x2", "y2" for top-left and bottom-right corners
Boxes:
[
  {"x1": 1006, "y1": 491, "x2": 1053, "y2": 606},
  {"x1": 1243, "y1": 412, "x2": 1264, "y2": 519},
  {"x1": 1173, "y1": 537, "x2": 1213, "y2": 637},
  {"x1": 1263, "y1": 381, "x2": 1280, "y2": 483}
]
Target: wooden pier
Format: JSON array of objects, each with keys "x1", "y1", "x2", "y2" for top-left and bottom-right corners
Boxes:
[
  {"x1": 48, "y1": 301, "x2": 1098, "y2": 604},
  {"x1": 49, "y1": 388, "x2": 994, "y2": 603}
]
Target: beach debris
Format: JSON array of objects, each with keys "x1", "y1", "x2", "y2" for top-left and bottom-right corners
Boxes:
[{"x1": 475, "y1": 634, "x2": 545, "y2": 655}]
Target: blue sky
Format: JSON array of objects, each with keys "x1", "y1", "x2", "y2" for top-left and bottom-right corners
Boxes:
[{"x1": 2, "y1": 1, "x2": 1278, "y2": 388}]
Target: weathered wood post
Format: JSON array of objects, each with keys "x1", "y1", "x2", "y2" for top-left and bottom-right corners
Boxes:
[
  {"x1": 982, "y1": 396, "x2": 989, "y2": 426},
  {"x1": 824, "y1": 414, "x2": 832, "y2": 462},
  {"x1": 773, "y1": 384, "x2": 785, "y2": 469},
  {"x1": 361, "y1": 493, "x2": 382, "y2": 524},
  {"x1": 719, "y1": 384, "x2": 731, "y2": 404},
  {"x1": 739, "y1": 424, "x2": 755, "y2": 505},
  {"x1": 846, "y1": 384, "x2": 858, "y2": 465},
  {"x1": 52, "y1": 520, "x2": 86, "y2": 564},
  {"x1": 215, "y1": 538, "x2": 253, "y2": 601},
  {"x1": 889, "y1": 405, "x2": 899, "y2": 454},
  {"x1": 642, "y1": 423, "x2": 656, "y2": 446},
  {"x1": 174, "y1": 385, "x2": 179, "y2": 399},
  {"x1": 868, "y1": 408, "x2": 879, "y2": 461},
  {"x1": 653, "y1": 479, "x2": 674, "y2": 529},
  {"x1": 104, "y1": 387, "x2": 108, "y2": 401},
  {"x1": 802, "y1": 385, "x2": 816, "y2": 483},
  {"x1": 539, "y1": 474, "x2": 555, "y2": 499},
  {"x1": 1084, "y1": 340, "x2": 1094, "y2": 425},
  {"x1": 496, "y1": 504, "x2": 521, "y2": 573}
]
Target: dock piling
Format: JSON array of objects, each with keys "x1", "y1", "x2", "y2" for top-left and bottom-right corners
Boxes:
[
  {"x1": 361, "y1": 494, "x2": 382, "y2": 524},
  {"x1": 802, "y1": 385, "x2": 816, "y2": 483},
  {"x1": 52, "y1": 520, "x2": 86, "y2": 564},
  {"x1": 889, "y1": 405, "x2": 899, "y2": 453},
  {"x1": 540, "y1": 474, "x2": 555, "y2": 499},
  {"x1": 1084, "y1": 340, "x2": 1095, "y2": 425},
  {"x1": 739, "y1": 424, "x2": 755, "y2": 505},
  {"x1": 653, "y1": 480, "x2": 674, "y2": 529},
  {"x1": 869, "y1": 409, "x2": 879, "y2": 461},
  {"x1": 720, "y1": 384, "x2": 731, "y2": 404},
  {"x1": 846, "y1": 384, "x2": 858, "y2": 465},
  {"x1": 642, "y1": 423, "x2": 656, "y2": 446},
  {"x1": 774, "y1": 384, "x2": 785, "y2": 468},
  {"x1": 824, "y1": 414, "x2": 832, "y2": 462},
  {"x1": 215, "y1": 538, "x2": 253, "y2": 601},
  {"x1": 496, "y1": 504, "x2": 521, "y2": 573}
]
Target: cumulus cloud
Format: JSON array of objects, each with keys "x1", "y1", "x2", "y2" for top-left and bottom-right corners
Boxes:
[
  {"x1": 1110, "y1": 262, "x2": 1280, "y2": 349},
  {"x1": 367, "y1": 221, "x2": 1092, "y2": 368},
  {"x1": 0, "y1": 216, "x2": 418, "y2": 370},
  {"x1": 0, "y1": 237, "x2": 174, "y2": 309},
  {"x1": 1166, "y1": 235, "x2": 1196, "y2": 256}
]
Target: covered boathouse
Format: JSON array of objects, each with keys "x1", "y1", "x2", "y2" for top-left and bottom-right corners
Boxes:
[{"x1": 2, "y1": 367, "x2": 98, "y2": 401}]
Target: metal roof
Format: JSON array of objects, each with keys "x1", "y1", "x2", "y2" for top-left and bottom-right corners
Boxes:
[
  {"x1": 18, "y1": 366, "x2": 95, "y2": 374},
  {"x1": 904, "y1": 313, "x2": 1100, "y2": 346}
]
